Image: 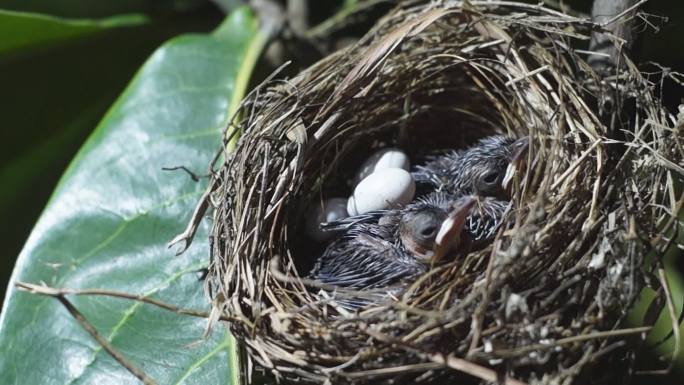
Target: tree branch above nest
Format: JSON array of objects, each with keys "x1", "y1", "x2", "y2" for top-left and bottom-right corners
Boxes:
[{"x1": 588, "y1": 0, "x2": 644, "y2": 72}]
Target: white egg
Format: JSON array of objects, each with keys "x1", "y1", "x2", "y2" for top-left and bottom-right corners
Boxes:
[
  {"x1": 347, "y1": 168, "x2": 415, "y2": 216},
  {"x1": 354, "y1": 148, "x2": 410, "y2": 184},
  {"x1": 305, "y1": 198, "x2": 349, "y2": 242}
]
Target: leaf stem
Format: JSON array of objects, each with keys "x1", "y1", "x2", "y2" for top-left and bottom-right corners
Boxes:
[{"x1": 53, "y1": 293, "x2": 158, "y2": 385}]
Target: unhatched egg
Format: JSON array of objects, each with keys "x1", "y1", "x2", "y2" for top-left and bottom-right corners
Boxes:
[
  {"x1": 347, "y1": 168, "x2": 415, "y2": 216},
  {"x1": 354, "y1": 148, "x2": 410, "y2": 184},
  {"x1": 305, "y1": 198, "x2": 349, "y2": 241}
]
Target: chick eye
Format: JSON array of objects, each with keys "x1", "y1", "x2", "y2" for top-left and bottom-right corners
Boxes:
[
  {"x1": 420, "y1": 225, "x2": 437, "y2": 238},
  {"x1": 482, "y1": 171, "x2": 499, "y2": 184}
]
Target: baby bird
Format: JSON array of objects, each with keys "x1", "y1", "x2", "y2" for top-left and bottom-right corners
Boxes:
[
  {"x1": 465, "y1": 197, "x2": 508, "y2": 247},
  {"x1": 413, "y1": 135, "x2": 529, "y2": 198},
  {"x1": 308, "y1": 136, "x2": 528, "y2": 305},
  {"x1": 310, "y1": 193, "x2": 476, "y2": 290},
  {"x1": 323, "y1": 193, "x2": 508, "y2": 259}
]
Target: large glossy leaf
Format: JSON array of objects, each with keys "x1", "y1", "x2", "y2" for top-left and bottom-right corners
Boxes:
[
  {"x1": 0, "y1": 8, "x2": 223, "y2": 304},
  {"x1": 0, "y1": 0, "x2": 203, "y2": 19},
  {"x1": 0, "y1": 7, "x2": 264, "y2": 384},
  {"x1": 0, "y1": 10, "x2": 147, "y2": 55}
]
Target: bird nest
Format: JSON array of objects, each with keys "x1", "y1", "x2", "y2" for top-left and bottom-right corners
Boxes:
[{"x1": 183, "y1": 1, "x2": 684, "y2": 383}]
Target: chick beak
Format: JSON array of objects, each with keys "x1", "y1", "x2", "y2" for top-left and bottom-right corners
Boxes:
[
  {"x1": 432, "y1": 196, "x2": 477, "y2": 263},
  {"x1": 502, "y1": 136, "x2": 529, "y2": 191}
]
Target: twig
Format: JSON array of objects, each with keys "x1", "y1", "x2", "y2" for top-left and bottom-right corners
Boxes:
[
  {"x1": 167, "y1": 182, "x2": 215, "y2": 255},
  {"x1": 590, "y1": 340, "x2": 628, "y2": 361},
  {"x1": 161, "y1": 166, "x2": 204, "y2": 182},
  {"x1": 51, "y1": 293, "x2": 158, "y2": 385},
  {"x1": 15, "y1": 282, "x2": 239, "y2": 323},
  {"x1": 466, "y1": 239, "x2": 501, "y2": 358},
  {"x1": 170, "y1": 62, "x2": 292, "y2": 256},
  {"x1": 600, "y1": 0, "x2": 648, "y2": 27},
  {"x1": 430, "y1": 354, "x2": 527, "y2": 385},
  {"x1": 341, "y1": 362, "x2": 443, "y2": 378},
  {"x1": 505, "y1": 65, "x2": 550, "y2": 86},
  {"x1": 362, "y1": 326, "x2": 529, "y2": 385},
  {"x1": 479, "y1": 326, "x2": 652, "y2": 359}
]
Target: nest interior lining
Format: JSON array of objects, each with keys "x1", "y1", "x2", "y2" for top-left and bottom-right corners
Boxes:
[{"x1": 199, "y1": 1, "x2": 683, "y2": 383}]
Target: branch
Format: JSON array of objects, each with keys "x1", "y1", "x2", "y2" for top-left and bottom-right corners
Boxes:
[
  {"x1": 588, "y1": 0, "x2": 645, "y2": 72},
  {"x1": 15, "y1": 281, "x2": 239, "y2": 323},
  {"x1": 43, "y1": 292, "x2": 159, "y2": 385},
  {"x1": 167, "y1": 183, "x2": 214, "y2": 255},
  {"x1": 361, "y1": 326, "x2": 529, "y2": 385},
  {"x1": 287, "y1": 0, "x2": 309, "y2": 36}
]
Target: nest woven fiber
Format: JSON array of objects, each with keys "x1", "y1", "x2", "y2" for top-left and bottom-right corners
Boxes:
[{"x1": 196, "y1": 1, "x2": 684, "y2": 383}]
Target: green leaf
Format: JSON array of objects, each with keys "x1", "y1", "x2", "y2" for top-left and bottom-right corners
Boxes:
[
  {"x1": 0, "y1": 6, "x2": 264, "y2": 385},
  {"x1": 0, "y1": 9, "x2": 148, "y2": 55},
  {"x1": 0, "y1": 8, "x2": 222, "y2": 304},
  {"x1": 628, "y1": 218, "x2": 684, "y2": 373},
  {"x1": 0, "y1": 0, "x2": 203, "y2": 19}
]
